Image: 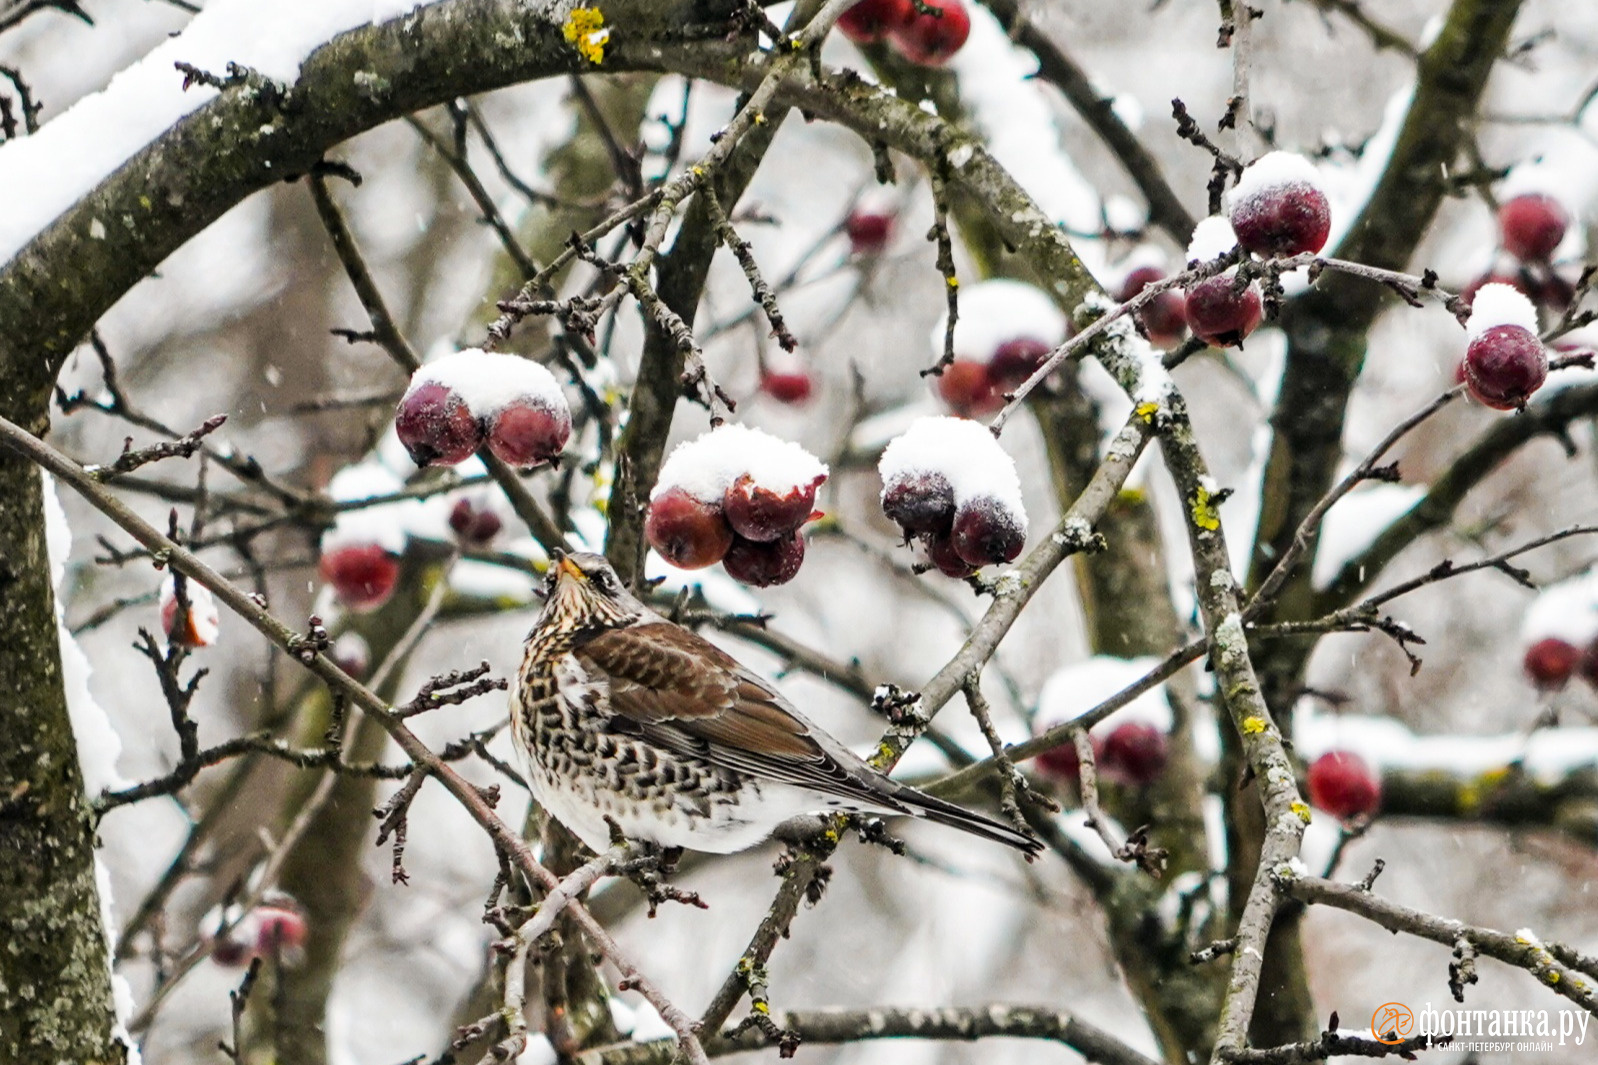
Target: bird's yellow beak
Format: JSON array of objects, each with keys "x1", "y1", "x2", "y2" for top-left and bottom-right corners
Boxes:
[{"x1": 557, "y1": 555, "x2": 585, "y2": 581}]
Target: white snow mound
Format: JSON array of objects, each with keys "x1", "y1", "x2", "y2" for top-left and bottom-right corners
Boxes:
[
  {"x1": 878, "y1": 416, "x2": 1026, "y2": 518},
  {"x1": 654, "y1": 424, "x2": 828, "y2": 503},
  {"x1": 1228, "y1": 151, "x2": 1326, "y2": 208},
  {"x1": 1464, "y1": 283, "x2": 1540, "y2": 340},
  {"x1": 406, "y1": 348, "x2": 568, "y2": 419}
]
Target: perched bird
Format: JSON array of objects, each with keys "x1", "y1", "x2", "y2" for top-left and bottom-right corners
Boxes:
[{"x1": 513, "y1": 551, "x2": 1040, "y2": 857}]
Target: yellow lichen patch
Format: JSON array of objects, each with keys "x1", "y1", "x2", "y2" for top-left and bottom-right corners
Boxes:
[
  {"x1": 1290, "y1": 801, "x2": 1312, "y2": 824},
  {"x1": 1135, "y1": 401, "x2": 1160, "y2": 422},
  {"x1": 1191, "y1": 485, "x2": 1220, "y2": 531},
  {"x1": 1241, "y1": 716, "x2": 1267, "y2": 735},
  {"x1": 946, "y1": 276, "x2": 959, "y2": 289},
  {"x1": 562, "y1": 7, "x2": 609, "y2": 64},
  {"x1": 1546, "y1": 971, "x2": 1560, "y2": 984}
]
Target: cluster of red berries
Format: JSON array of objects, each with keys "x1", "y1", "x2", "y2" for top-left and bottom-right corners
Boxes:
[
  {"x1": 1462, "y1": 193, "x2": 1575, "y2": 315},
  {"x1": 878, "y1": 416, "x2": 1028, "y2": 577},
  {"x1": 1459, "y1": 283, "x2": 1549, "y2": 410},
  {"x1": 395, "y1": 348, "x2": 572, "y2": 469},
  {"x1": 1305, "y1": 750, "x2": 1382, "y2": 822},
  {"x1": 1037, "y1": 722, "x2": 1170, "y2": 789},
  {"x1": 1183, "y1": 152, "x2": 1333, "y2": 349},
  {"x1": 928, "y1": 280, "x2": 1068, "y2": 416},
  {"x1": 646, "y1": 426, "x2": 828, "y2": 587},
  {"x1": 211, "y1": 899, "x2": 308, "y2": 968},
  {"x1": 838, "y1": 0, "x2": 971, "y2": 67}
]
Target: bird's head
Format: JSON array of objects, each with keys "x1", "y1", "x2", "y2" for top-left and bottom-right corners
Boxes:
[{"x1": 542, "y1": 550, "x2": 643, "y2": 636}]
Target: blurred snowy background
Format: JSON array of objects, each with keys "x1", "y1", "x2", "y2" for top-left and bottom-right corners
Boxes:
[{"x1": 5, "y1": 0, "x2": 1598, "y2": 1062}]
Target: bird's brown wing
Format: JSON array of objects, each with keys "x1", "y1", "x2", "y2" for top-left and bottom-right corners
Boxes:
[{"x1": 573, "y1": 623, "x2": 906, "y2": 805}]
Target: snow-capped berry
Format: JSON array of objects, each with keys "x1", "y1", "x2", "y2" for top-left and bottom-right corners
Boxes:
[
  {"x1": 951, "y1": 495, "x2": 1027, "y2": 567},
  {"x1": 722, "y1": 531, "x2": 806, "y2": 587},
  {"x1": 319, "y1": 543, "x2": 400, "y2": 610},
  {"x1": 1306, "y1": 751, "x2": 1381, "y2": 821},
  {"x1": 1461, "y1": 271, "x2": 1530, "y2": 309},
  {"x1": 645, "y1": 487, "x2": 734, "y2": 570},
  {"x1": 1523, "y1": 637, "x2": 1581, "y2": 690},
  {"x1": 1227, "y1": 151, "x2": 1331, "y2": 258},
  {"x1": 1184, "y1": 276, "x2": 1262, "y2": 347},
  {"x1": 256, "y1": 904, "x2": 309, "y2": 955},
  {"x1": 933, "y1": 360, "x2": 1001, "y2": 416},
  {"x1": 724, "y1": 472, "x2": 823, "y2": 543},
  {"x1": 845, "y1": 209, "x2": 895, "y2": 256},
  {"x1": 448, "y1": 497, "x2": 503, "y2": 545},
  {"x1": 395, "y1": 381, "x2": 481, "y2": 467},
  {"x1": 837, "y1": 0, "x2": 912, "y2": 44},
  {"x1": 879, "y1": 416, "x2": 1027, "y2": 574},
  {"x1": 924, "y1": 532, "x2": 977, "y2": 578},
  {"x1": 159, "y1": 574, "x2": 220, "y2": 648},
  {"x1": 987, "y1": 337, "x2": 1054, "y2": 391},
  {"x1": 486, "y1": 397, "x2": 570, "y2": 468},
  {"x1": 760, "y1": 370, "x2": 815, "y2": 405},
  {"x1": 880, "y1": 470, "x2": 956, "y2": 537},
  {"x1": 1118, "y1": 266, "x2": 1187, "y2": 347},
  {"x1": 1463, "y1": 285, "x2": 1547, "y2": 409},
  {"x1": 890, "y1": 0, "x2": 971, "y2": 66},
  {"x1": 330, "y1": 632, "x2": 371, "y2": 680},
  {"x1": 1184, "y1": 216, "x2": 1262, "y2": 348},
  {"x1": 1498, "y1": 193, "x2": 1568, "y2": 263},
  {"x1": 1100, "y1": 723, "x2": 1168, "y2": 786}
]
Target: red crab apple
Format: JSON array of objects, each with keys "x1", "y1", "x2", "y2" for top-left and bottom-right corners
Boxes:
[
  {"x1": 934, "y1": 359, "x2": 1001, "y2": 416},
  {"x1": 319, "y1": 543, "x2": 400, "y2": 610},
  {"x1": 645, "y1": 487, "x2": 734, "y2": 569},
  {"x1": 1498, "y1": 194, "x2": 1568, "y2": 263},
  {"x1": 1306, "y1": 750, "x2": 1381, "y2": 821},
  {"x1": 724, "y1": 472, "x2": 824, "y2": 542},
  {"x1": 1230, "y1": 181, "x2": 1331, "y2": 258},
  {"x1": 1119, "y1": 266, "x2": 1188, "y2": 347},
  {"x1": 951, "y1": 495, "x2": 1026, "y2": 567},
  {"x1": 256, "y1": 904, "x2": 309, "y2": 956},
  {"x1": 924, "y1": 531, "x2": 977, "y2": 578},
  {"x1": 845, "y1": 209, "x2": 895, "y2": 256},
  {"x1": 160, "y1": 578, "x2": 218, "y2": 648},
  {"x1": 395, "y1": 381, "x2": 482, "y2": 467},
  {"x1": 1100, "y1": 722, "x2": 1168, "y2": 786},
  {"x1": 1184, "y1": 276, "x2": 1262, "y2": 348},
  {"x1": 890, "y1": 0, "x2": 970, "y2": 66},
  {"x1": 486, "y1": 397, "x2": 570, "y2": 468},
  {"x1": 448, "y1": 497, "x2": 503, "y2": 545},
  {"x1": 837, "y1": 0, "x2": 912, "y2": 43},
  {"x1": 1523, "y1": 636, "x2": 1581, "y2": 690},
  {"x1": 1036, "y1": 732, "x2": 1105, "y2": 784},
  {"x1": 1464, "y1": 324, "x2": 1548, "y2": 410},
  {"x1": 987, "y1": 337, "x2": 1054, "y2": 391},
  {"x1": 722, "y1": 531, "x2": 806, "y2": 587},
  {"x1": 881, "y1": 470, "x2": 956, "y2": 536},
  {"x1": 760, "y1": 369, "x2": 815, "y2": 405}
]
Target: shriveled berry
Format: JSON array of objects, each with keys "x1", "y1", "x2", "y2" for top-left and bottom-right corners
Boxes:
[
  {"x1": 319, "y1": 543, "x2": 400, "y2": 611},
  {"x1": 924, "y1": 531, "x2": 977, "y2": 578},
  {"x1": 1306, "y1": 750, "x2": 1381, "y2": 821},
  {"x1": 1119, "y1": 266, "x2": 1187, "y2": 347},
  {"x1": 645, "y1": 487, "x2": 734, "y2": 569},
  {"x1": 988, "y1": 337, "x2": 1054, "y2": 391},
  {"x1": 1184, "y1": 276, "x2": 1262, "y2": 348},
  {"x1": 933, "y1": 358, "x2": 1001, "y2": 416},
  {"x1": 881, "y1": 470, "x2": 956, "y2": 536},
  {"x1": 845, "y1": 210, "x2": 894, "y2": 256},
  {"x1": 1230, "y1": 182, "x2": 1331, "y2": 258},
  {"x1": 889, "y1": 0, "x2": 970, "y2": 66},
  {"x1": 722, "y1": 531, "x2": 806, "y2": 587},
  {"x1": 486, "y1": 398, "x2": 570, "y2": 468},
  {"x1": 761, "y1": 370, "x2": 815, "y2": 405},
  {"x1": 1100, "y1": 723, "x2": 1168, "y2": 786},
  {"x1": 951, "y1": 495, "x2": 1026, "y2": 567},
  {"x1": 1464, "y1": 324, "x2": 1547, "y2": 410},
  {"x1": 1523, "y1": 637, "x2": 1581, "y2": 690},
  {"x1": 724, "y1": 472, "x2": 823, "y2": 542},
  {"x1": 396, "y1": 381, "x2": 482, "y2": 467},
  {"x1": 448, "y1": 497, "x2": 503, "y2": 545},
  {"x1": 837, "y1": 0, "x2": 912, "y2": 43},
  {"x1": 1499, "y1": 193, "x2": 1568, "y2": 263}
]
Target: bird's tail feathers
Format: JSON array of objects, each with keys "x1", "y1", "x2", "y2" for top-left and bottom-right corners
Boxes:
[{"x1": 896, "y1": 785, "x2": 1043, "y2": 857}]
